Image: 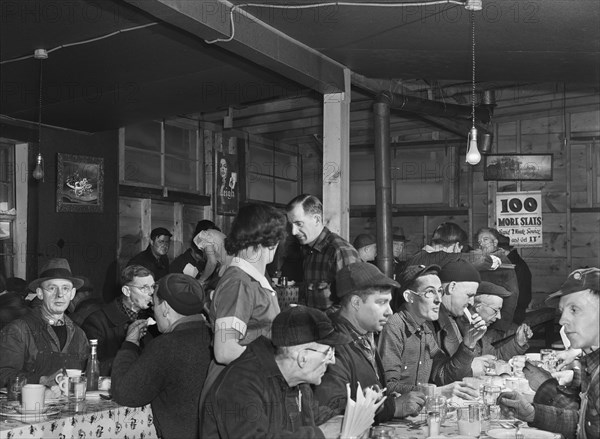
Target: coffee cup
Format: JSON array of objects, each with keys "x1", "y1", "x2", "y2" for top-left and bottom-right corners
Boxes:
[
  {"x1": 21, "y1": 384, "x2": 46, "y2": 412},
  {"x1": 56, "y1": 369, "x2": 82, "y2": 395}
]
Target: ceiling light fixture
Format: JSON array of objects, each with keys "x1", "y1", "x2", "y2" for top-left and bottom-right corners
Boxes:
[
  {"x1": 465, "y1": 8, "x2": 481, "y2": 166},
  {"x1": 32, "y1": 48, "x2": 48, "y2": 181}
]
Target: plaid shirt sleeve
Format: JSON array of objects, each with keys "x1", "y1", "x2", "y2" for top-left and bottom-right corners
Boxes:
[{"x1": 531, "y1": 403, "x2": 579, "y2": 439}]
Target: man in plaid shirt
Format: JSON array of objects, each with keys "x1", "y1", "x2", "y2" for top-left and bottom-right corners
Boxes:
[
  {"x1": 498, "y1": 267, "x2": 599, "y2": 439},
  {"x1": 286, "y1": 194, "x2": 360, "y2": 311}
]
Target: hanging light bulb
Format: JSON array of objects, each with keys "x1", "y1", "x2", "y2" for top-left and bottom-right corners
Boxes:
[
  {"x1": 466, "y1": 127, "x2": 481, "y2": 165},
  {"x1": 465, "y1": 9, "x2": 481, "y2": 166},
  {"x1": 33, "y1": 49, "x2": 47, "y2": 181},
  {"x1": 33, "y1": 152, "x2": 45, "y2": 180}
]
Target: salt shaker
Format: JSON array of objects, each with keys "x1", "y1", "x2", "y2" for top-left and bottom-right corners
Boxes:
[{"x1": 427, "y1": 410, "x2": 441, "y2": 437}]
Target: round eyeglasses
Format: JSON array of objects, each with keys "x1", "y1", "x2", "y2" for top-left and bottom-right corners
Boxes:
[
  {"x1": 305, "y1": 346, "x2": 335, "y2": 362},
  {"x1": 408, "y1": 287, "x2": 444, "y2": 299},
  {"x1": 127, "y1": 284, "x2": 158, "y2": 295}
]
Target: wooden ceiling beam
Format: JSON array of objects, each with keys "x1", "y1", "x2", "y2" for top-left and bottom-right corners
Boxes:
[{"x1": 124, "y1": 0, "x2": 347, "y2": 94}]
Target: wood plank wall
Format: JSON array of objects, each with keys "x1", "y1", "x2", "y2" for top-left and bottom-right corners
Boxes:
[{"x1": 350, "y1": 86, "x2": 600, "y2": 301}]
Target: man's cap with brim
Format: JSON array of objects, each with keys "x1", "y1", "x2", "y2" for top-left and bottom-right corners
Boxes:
[
  {"x1": 353, "y1": 234, "x2": 376, "y2": 251},
  {"x1": 546, "y1": 267, "x2": 600, "y2": 306},
  {"x1": 271, "y1": 305, "x2": 352, "y2": 347},
  {"x1": 398, "y1": 264, "x2": 441, "y2": 293},
  {"x1": 28, "y1": 258, "x2": 85, "y2": 291},
  {"x1": 439, "y1": 260, "x2": 481, "y2": 283},
  {"x1": 476, "y1": 281, "x2": 512, "y2": 298},
  {"x1": 336, "y1": 262, "x2": 400, "y2": 298}
]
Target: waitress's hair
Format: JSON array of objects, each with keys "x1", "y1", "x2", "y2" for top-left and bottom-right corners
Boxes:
[
  {"x1": 225, "y1": 204, "x2": 287, "y2": 255},
  {"x1": 430, "y1": 222, "x2": 468, "y2": 247}
]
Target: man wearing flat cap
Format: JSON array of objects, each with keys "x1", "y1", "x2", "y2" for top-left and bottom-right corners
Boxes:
[
  {"x1": 202, "y1": 305, "x2": 352, "y2": 439},
  {"x1": 470, "y1": 281, "x2": 533, "y2": 361},
  {"x1": 353, "y1": 234, "x2": 377, "y2": 263},
  {"x1": 379, "y1": 264, "x2": 480, "y2": 400},
  {"x1": 499, "y1": 267, "x2": 600, "y2": 439},
  {"x1": 112, "y1": 273, "x2": 211, "y2": 439},
  {"x1": 128, "y1": 227, "x2": 172, "y2": 281},
  {"x1": 315, "y1": 262, "x2": 426, "y2": 424},
  {"x1": 0, "y1": 258, "x2": 89, "y2": 387}
]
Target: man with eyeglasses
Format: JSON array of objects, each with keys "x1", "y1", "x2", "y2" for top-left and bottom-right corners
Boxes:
[
  {"x1": 128, "y1": 227, "x2": 172, "y2": 281},
  {"x1": 379, "y1": 264, "x2": 481, "y2": 400},
  {"x1": 202, "y1": 305, "x2": 352, "y2": 438},
  {"x1": 469, "y1": 281, "x2": 532, "y2": 361},
  {"x1": 315, "y1": 262, "x2": 426, "y2": 424},
  {"x1": 81, "y1": 265, "x2": 156, "y2": 375},
  {"x1": 0, "y1": 258, "x2": 89, "y2": 387}
]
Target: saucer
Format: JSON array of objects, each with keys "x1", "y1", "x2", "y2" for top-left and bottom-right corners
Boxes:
[{"x1": 0, "y1": 402, "x2": 60, "y2": 421}]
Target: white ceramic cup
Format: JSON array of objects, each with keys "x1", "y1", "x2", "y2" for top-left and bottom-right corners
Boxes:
[{"x1": 21, "y1": 384, "x2": 46, "y2": 412}]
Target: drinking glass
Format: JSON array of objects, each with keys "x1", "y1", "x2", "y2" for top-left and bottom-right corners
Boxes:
[
  {"x1": 67, "y1": 376, "x2": 87, "y2": 402},
  {"x1": 457, "y1": 404, "x2": 482, "y2": 438},
  {"x1": 426, "y1": 395, "x2": 447, "y2": 423},
  {"x1": 418, "y1": 382, "x2": 437, "y2": 415},
  {"x1": 509, "y1": 355, "x2": 527, "y2": 377},
  {"x1": 483, "y1": 385, "x2": 502, "y2": 406}
]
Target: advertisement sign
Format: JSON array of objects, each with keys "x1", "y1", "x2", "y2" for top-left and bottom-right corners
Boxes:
[{"x1": 496, "y1": 191, "x2": 543, "y2": 247}]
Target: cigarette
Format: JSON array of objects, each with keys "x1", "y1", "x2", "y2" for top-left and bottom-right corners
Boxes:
[{"x1": 464, "y1": 307, "x2": 473, "y2": 324}]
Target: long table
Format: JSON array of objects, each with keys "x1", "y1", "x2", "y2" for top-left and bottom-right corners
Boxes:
[{"x1": 0, "y1": 398, "x2": 157, "y2": 439}]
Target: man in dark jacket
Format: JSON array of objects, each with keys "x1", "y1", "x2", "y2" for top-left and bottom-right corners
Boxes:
[
  {"x1": 81, "y1": 265, "x2": 154, "y2": 375},
  {"x1": 315, "y1": 262, "x2": 425, "y2": 423},
  {"x1": 0, "y1": 258, "x2": 89, "y2": 386},
  {"x1": 202, "y1": 305, "x2": 352, "y2": 439},
  {"x1": 112, "y1": 273, "x2": 211, "y2": 439},
  {"x1": 128, "y1": 227, "x2": 172, "y2": 280}
]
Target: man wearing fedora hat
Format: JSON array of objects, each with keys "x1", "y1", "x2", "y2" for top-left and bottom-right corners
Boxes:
[
  {"x1": 202, "y1": 305, "x2": 352, "y2": 438},
  {"x1": 498, "y1": 267, "x2": 600, "y2": 439},
  {"x1": 392, "y1": 228, "x2": 409, "y2": 281},
  {"x1": 0, "y1": 258, "x2": 89, "y2": 387},
  {"x1": 315, "y1": 262, "x2": 426, "y2": 423}
]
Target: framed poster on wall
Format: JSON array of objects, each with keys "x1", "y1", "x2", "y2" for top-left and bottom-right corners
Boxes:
[
  {"x1": 56, "y1": 153, "x2": 104, "y2": 213},
  {"x1": 484, "y1": 154, "x2": 553, "y2": 181},
  {"x1": 216, "y1": 150, "x2": 238, "y2": 215}
]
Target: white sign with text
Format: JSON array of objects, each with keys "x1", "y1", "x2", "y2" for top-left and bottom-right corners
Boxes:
[{"x1": 496, "y1": 191, "x2": 543, "y2": 247}]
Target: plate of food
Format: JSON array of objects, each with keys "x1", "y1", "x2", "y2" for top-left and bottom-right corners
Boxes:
[{"x1": 487, "y1": 428, "x2": 561, "y2": 438}]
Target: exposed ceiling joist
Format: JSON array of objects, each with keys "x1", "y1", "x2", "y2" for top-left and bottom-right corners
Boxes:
[{"x1": 123, "y1": 0, "x2": 347, "y2": 94}]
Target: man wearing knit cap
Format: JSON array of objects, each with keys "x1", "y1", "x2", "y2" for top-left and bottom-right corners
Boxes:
[
  {"x1": 498, "y1": 267, "x2": 600, "y2": 439},
  {"x1": 202, "y1": 305, "x2": 352, "y2": 439},
  {"x1": 0, "y1": 258, "x2": 89, "y2": 387},
  {"x1": 112, "y1": 274, "x2": 211, "y2": 439},
  {"x1": 379, "y1": 264, "x2": 480, "y2": 400},
  {"x1": 315, "y1": 262, "x2": 426, "y2": 424},
  {"x1": 469, "y1": 281, "x2": 532, "y2": 361},
  {"x1": 433, "y1": 260, "x2": 490, "y2": 375},
  {"x1": 353, "y1": 233, "x2": 377, "y2": 263}
]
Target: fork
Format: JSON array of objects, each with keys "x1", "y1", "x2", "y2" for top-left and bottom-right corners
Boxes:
[{"x1": 514, "y1": 421, "x2": 524, "y2": 439}]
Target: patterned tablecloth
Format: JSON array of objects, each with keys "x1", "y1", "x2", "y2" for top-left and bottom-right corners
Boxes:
[{"x1": 0, "y1": 398, "x2": 157, "y2": 439}]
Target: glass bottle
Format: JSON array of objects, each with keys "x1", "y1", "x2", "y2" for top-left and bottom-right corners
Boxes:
[{"x1": 86, "y1": 339, "x2": 100, "y2": 391}]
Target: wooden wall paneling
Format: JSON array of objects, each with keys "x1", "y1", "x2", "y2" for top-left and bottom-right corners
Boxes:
[
  {"x1": 182, "y1": 204, "x2": 205, "y2": 250},
  {"x1": 119, "y1": 197, "x2": 143, "y2": 266},
  {"x1": 570, "y1": 230, "x2": 600, "y2": 260},
  {"x1": 203, "y1": 128, "x2": 214, "y2": 222},
  {"x1": 570, "y1": 110, "x2": 600, "y2": 135},
  {"x1": 496, "y1": 121, "x2": 517, "y2": 153},
  {"x1": 392, "y1": 216, "x2": 425, "y2": 256},
  {"x1": 141, "y1": 199, "x2": 151, "y2": 250},
  {"x1": 523, "y1": 256, "x2": 566, "y2": 294},
  {"x1": 173, "y1": 202, "x2": 183, "y2": 257}
]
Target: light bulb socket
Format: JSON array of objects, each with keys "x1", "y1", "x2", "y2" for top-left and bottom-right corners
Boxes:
[
  {"x1": 465, "y1": 0, "x2": 482, "y2": 11},
  {"x1": 34, "y1": 49, "x2": 48, "y2": 59}
]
